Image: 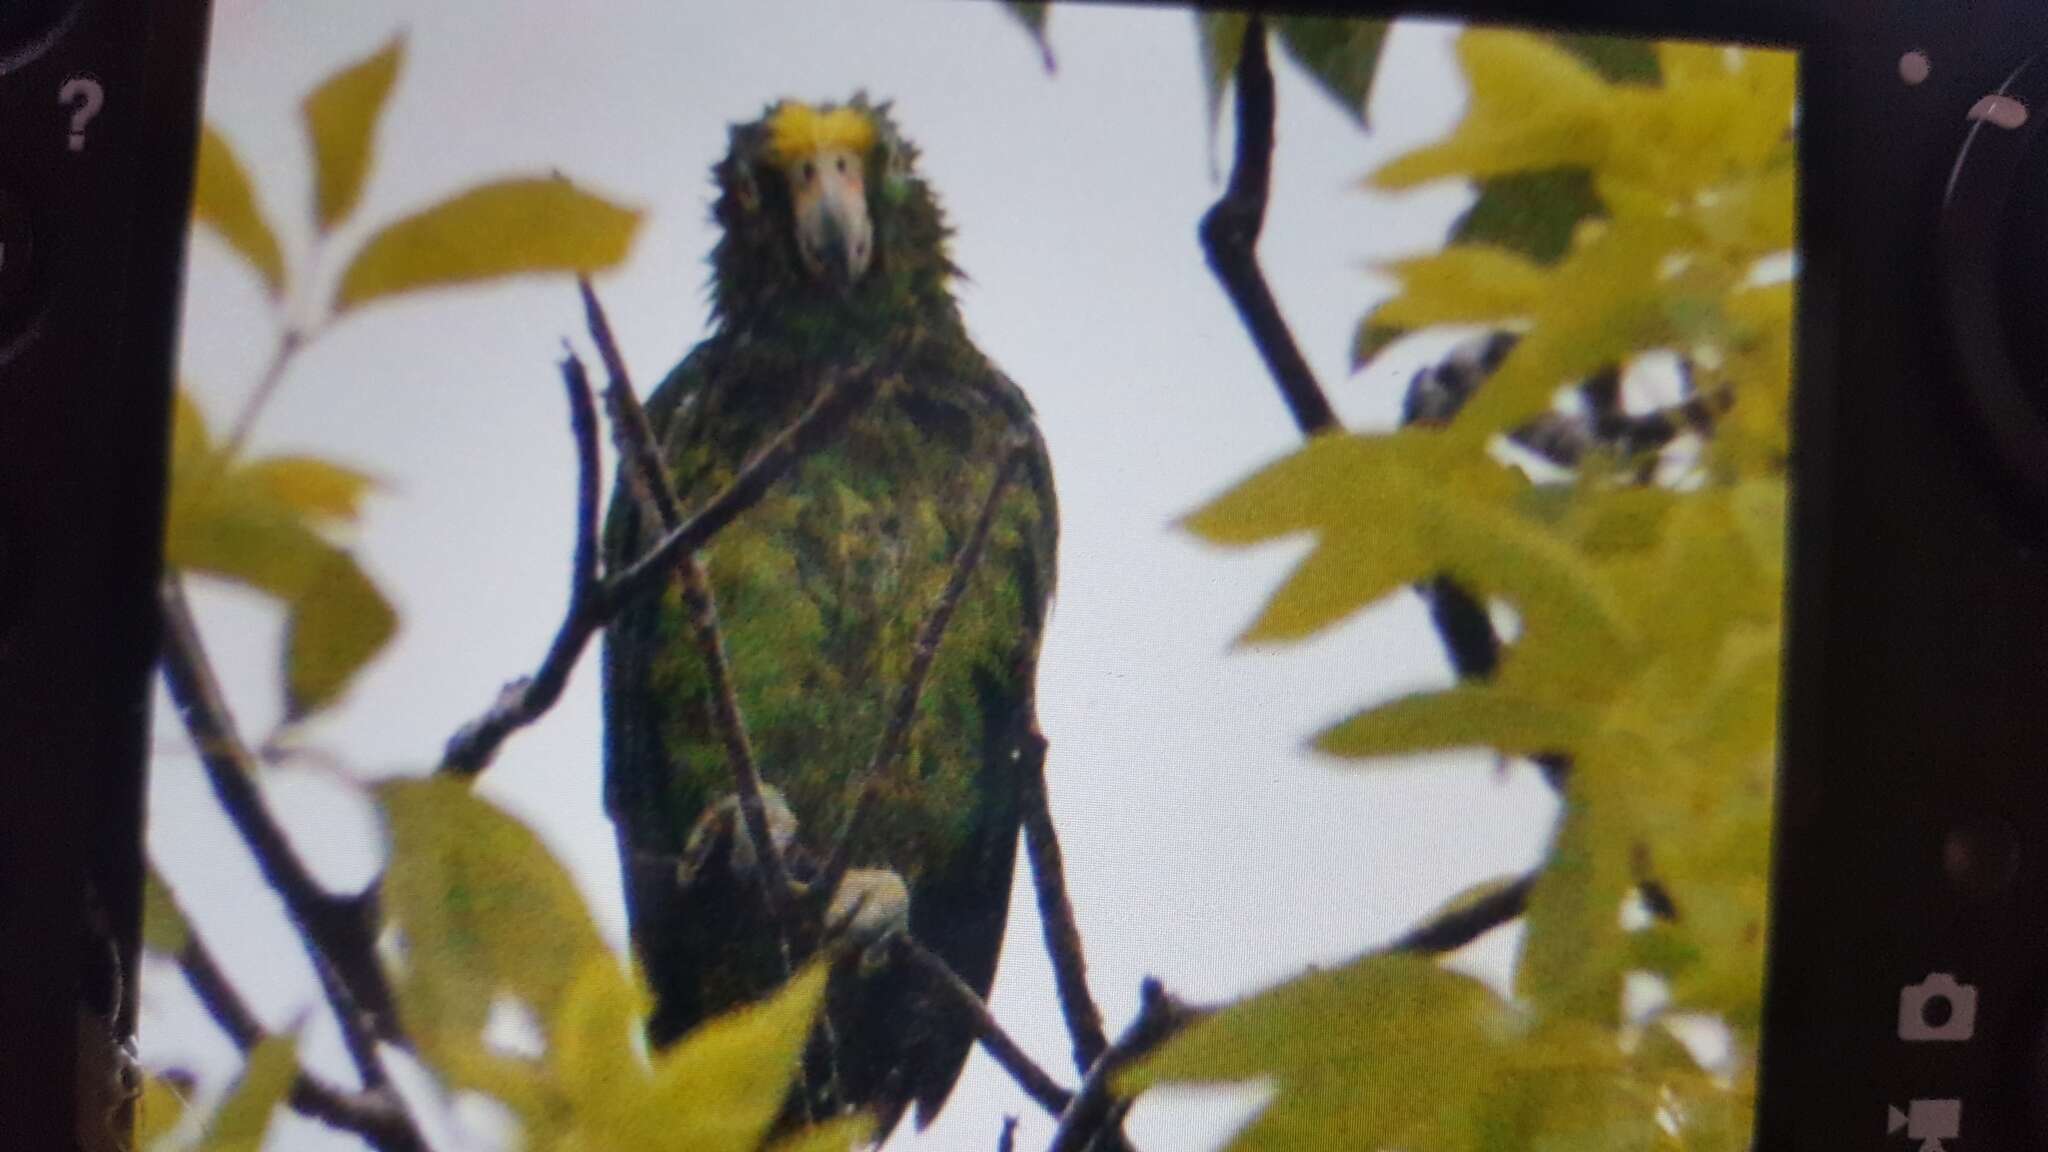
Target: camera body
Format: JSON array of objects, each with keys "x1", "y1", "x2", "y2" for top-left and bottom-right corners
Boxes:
[{"x1": 10, "y1": 0, "x2": 2048, "y2": 1149}]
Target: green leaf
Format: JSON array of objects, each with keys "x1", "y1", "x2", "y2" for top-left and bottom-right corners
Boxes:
[
  {"x1": 380, "y1": 778, "x2": 606, "y2": 1090},
  {"x1": 1123, "y1": 954, "x2": 1515, "y2": 1152},
  {"x1": 197, "y1": 1035, "x2": 298, "y2": 1152},
  {"x1": 284, "y1": 550, "x2": 397, "y2": 718},
  {"x1": 241, "y1": 456, "x2": 377, "y2": 523},
  {"x1": 303, "y1": 34, "x2": 405, "y2": 232},
  {"x1": 1001, "y1": 3, "x2": 1055, "y2": 71},
  {"x1": 335, "y1": 178, "x2": 642, "y2": 313},
  {"x1": 1317, "y1": 684, "x2": 1585, "y2": 761},
  {"x1": 1273, "y1": 17, "x2": 1388, "y2": 128},
  {"x1": 142, "y1": 869, "x2": 190, "y2": 955},
  {"x1": 193, "y1": 126, "x2": 286, "y2": 296},
  {"x1": 1450, "y1": 168, "x2": 1604, "y2": 264}
]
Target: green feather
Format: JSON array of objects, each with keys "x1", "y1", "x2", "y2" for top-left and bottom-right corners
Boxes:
[{"x1": 602, "y1": 97, "x2": 1057, "y2": 1134}]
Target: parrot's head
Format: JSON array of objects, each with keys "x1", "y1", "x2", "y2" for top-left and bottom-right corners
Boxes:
[{"x1": 710, "y1": 96, "x2": 958, "y2": 334}]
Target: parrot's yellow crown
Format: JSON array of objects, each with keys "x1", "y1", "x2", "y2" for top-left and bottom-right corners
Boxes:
[{"x1": 766, "y1": 102, "x2": 878, "y2": 164}]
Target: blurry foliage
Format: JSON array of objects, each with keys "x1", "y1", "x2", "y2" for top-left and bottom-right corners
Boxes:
[
  {"x1": 170, "y1": 33, "x2": 642, "y2": 718},
  {"x1": 1135, "y1": 27, "x2": 1797, "y2": 1152},
  {"x1": 151, "y1": 31, "x2": 859, "y2": 1152}
]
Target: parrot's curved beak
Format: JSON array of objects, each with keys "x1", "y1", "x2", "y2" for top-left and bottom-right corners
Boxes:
[{"x1": 790, "y1": 147, "x2": 874, "y2": 289}]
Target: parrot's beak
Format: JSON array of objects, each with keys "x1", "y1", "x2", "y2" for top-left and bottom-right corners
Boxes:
[{"x1": 790, "y1": 147, "x2": 874, "y2": 289}]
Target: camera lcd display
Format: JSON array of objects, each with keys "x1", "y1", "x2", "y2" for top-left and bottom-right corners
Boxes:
[{"x1": 138, "y1": 5, "x2": 1799, "y2": 1151}]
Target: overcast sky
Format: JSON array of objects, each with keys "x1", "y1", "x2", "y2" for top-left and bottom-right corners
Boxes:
[{"x1": 139, "y1": 4, "x2": 1585, "y2": 1150}]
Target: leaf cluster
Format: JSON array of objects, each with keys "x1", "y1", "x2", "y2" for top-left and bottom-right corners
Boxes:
[{"x1": 1134, "y1": 29, "x2": 1796, "y2": 1152}]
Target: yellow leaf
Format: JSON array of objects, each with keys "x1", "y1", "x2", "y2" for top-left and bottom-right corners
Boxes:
[
  {"x1": 284, "y1": 550, "x2": 397, "y2": 717},
  {"x1": 644, "y1": 963, "x2": 830, "y2": 1152},
  {"x1": 380, "y1": 778, "x2": 607, "y2": 1096},
  {"x1": 136, "y1": 1076, "x2": 187, "y2": 1151},
  {"x1": 196, "y1": 1035, "x2": 298, "y2": 1152},
  {"x1": 1362, "y1": 244, "x2": 1550, "y2": 336},
  {"x1": 142, "y1": 869, "x2": 190, "y2": 955},
  {"x1": 193, "y1": 126, "x2": 286, "y2": 296},
  {"x1": 552, "y1": 958, "x2": 651, "y2": 1119},
  {"x1": 1372, "y1": 30, "x2": 1615, "y2": 190},
  {"x1": 335, "y1": 178, "x2": 643, "y2": 313},
  {"x1": 1517, "y1": 737, "x2": 1635, "y2": 1027},
  {"x1": 1317, "y1": 683, "x2": 1586, "y2": 761},
  {"x1": 241, "y1": 456, "x2": 378, "y2": 523},
  {"x1": 303, "y1": 34, "x2": 405, "y2": 232},
  {"x1": 1123, "y1": 954, "x2": 1514, "y2": 1152}
]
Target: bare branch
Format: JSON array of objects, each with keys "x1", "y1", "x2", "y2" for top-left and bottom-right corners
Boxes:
[
  {"x1": 1046, "y1": 979, "x2": 1206, "y2": 1152},
  {"x1": 816, "y1": 444, "x2": 1028, "y2": 905},
  {"x1": 1385, "y1": 873, "x2": 1535, "y2": 956},
  {"x1": 1200, "y1": 17, "x2": 1338, "y2": 438},
  {"x1": 597, "y1": 365, "x2": 880, "y2": 614},
  {"x1": 180, "y1": 938, "x2": 422, "y2": 1152},
  {"x1": 158, "y1": 581, "x2": 399, "y2": 1061},
  {"x1": 896, "y1": 937, "x2": 1073, "y2": 1118},
  {"x1": 1018, "y1": 725, "x2": 1110, "y2": 1077},
  {"x1": 579, "y1": 278, "x2": 795, "y2": 923},
  {"x1": 998, "y1": 1115, "x2": 1020, "y2": 1152},
  {"x1": 158, "y1": 579, "x2": 423, "y2": 1150},
  {"x1": 440, "y1": 353, "x2": 605, "y2": 777}
]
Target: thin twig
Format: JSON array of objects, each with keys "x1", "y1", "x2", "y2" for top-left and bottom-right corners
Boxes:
[
  {"x1": 158, "y1": 580, "x2": 399, "y2": 1062},
  {"x1": 1385, "y1": 872, "x2": 1536, "y2": 955},
  {"x1": 896, "y1": 937, "x2": 1073, "y2": 1118},
  {"x1": 1200, "y1": 18, "x2": 1338, "y2": 438},
  {"x1": 217, "y1": 327, "x2": 309, "y2": 462},
  {"x1": 1046, "y1": 979, "x2": 1205, "y2": 1152},
  {"x1": 180, "y1": 939, "x2": 422, "y2": 1152},
  {"x1": 998, "y1": 1115, "x2": 1020, "y2": 1152},
  {"x1": 1018, "y1": 725, "x2": 1110, "y2": 1077},
  {"x1": 596, "y1": 365, "x2": 880, "y2": 615},
  {"x1": 579, "y1": 278, "x2": 795, "y2": 922},
  {"x1": 816, "y1": 444, "x2": 1028, "y2": 906},
  {"x1": 158, "y1": 579, "x2": 423, "y2": 1151},
  {"x1": 440, "y1": 353, "x2": 603, "y2": 776}
]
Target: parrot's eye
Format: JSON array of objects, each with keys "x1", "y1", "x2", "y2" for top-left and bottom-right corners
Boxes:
[
  {"x1": 836, "y1": 157, "x2": 849, "y2": 175},
  {"x1": 801, "y1": 161, "x2": 816, "y2": 183}
]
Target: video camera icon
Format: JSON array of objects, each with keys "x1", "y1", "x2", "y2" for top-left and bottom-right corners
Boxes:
[
  {"x1": 1888, "y1": 1098, "x2": 1960, "y2": 1151},
  {"x1": 1899, "y1": 973, "x2": 1978, "y2": 1042}
]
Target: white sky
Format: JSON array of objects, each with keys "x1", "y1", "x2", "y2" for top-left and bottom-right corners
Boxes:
[{"x1": 140, "y1": 4, "x2": 1578, "y2": 1150}]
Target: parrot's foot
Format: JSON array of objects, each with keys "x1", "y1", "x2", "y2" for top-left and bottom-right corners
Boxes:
[
  {"x1": 676, "y1": 785, "x2": 803, "y2": 889},
  {"x1": 824, "y1": 867, "x2": 913, "y2": 971}
]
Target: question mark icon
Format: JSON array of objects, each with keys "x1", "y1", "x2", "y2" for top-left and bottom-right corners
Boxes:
[{"x1": 59, "y1": 75, "x2": 103, "y2": 153}]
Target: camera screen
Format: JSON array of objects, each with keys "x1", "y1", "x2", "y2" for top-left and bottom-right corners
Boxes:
[{"x1": 138, "y1": 5, "x2": 1799, "y2": 1151}]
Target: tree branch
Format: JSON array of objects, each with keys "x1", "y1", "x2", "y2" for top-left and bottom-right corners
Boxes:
[
  {"x1": 179, "y1": 938, "x2": 422, "y2": 1152},
  {"x1": 579, "y1": 278, "x2": 796, "y2": 923},
  {"x1": 440, "y1": 352, "x2": 604, "y2": 777},
  {"x1": 1018, "y1": 725, "x2": 1109, "y2": 1077},
  {"x1": 596, "y1": 365, "x2": 880, "y2": 616},
  {"x1": 158, "y1": 580, "x2": 400, "y2": 1060},
  {"x1": 896, "y1": 937, "x2": 1074, "y2": 1119},
  {"x1": 1200, "y1": 17, "x2": 1338, "y2": 438},
  {"x1": 158, "y1": 578, "x2": 422, "y2": 1150},
  {"x1": 1046, "y1": 979, "x2": 1205, "y2": 1152},
  {"x1": 816, "y1": 443, "x2": 1028, "y2": 906},
  {"x1": 1385, "y1": 872, "x2": 1536, "y2": 956}
]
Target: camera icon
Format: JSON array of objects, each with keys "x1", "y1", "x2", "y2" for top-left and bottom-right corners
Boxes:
[{"x1": 1898, "y1": 973, "x2": 1978, "y2": 1042}]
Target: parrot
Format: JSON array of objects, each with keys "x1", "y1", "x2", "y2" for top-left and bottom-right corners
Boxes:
[{"x1": 600, "y1": 95, "x2": 1058, "y2": 1136}]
